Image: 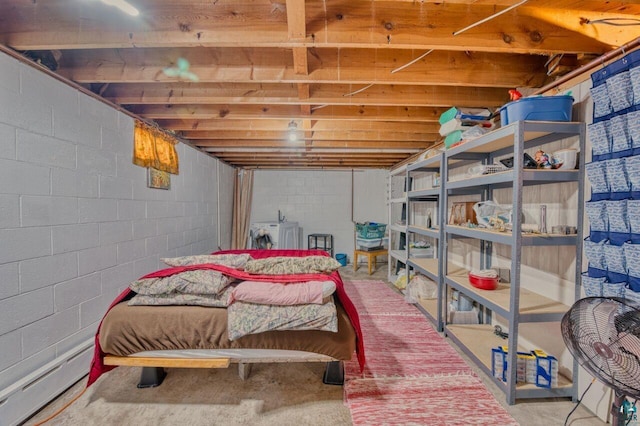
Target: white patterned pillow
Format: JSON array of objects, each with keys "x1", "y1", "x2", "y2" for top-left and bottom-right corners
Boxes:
[
  {"x1": 244, "y1": 256, "x2": 341, "y2": 275},
  {"x1": 162, "y1": 253, "x2": 251, "y2": 268},
  {"x1": 130, "y1": 269, "x2": 231, "y2": 295},
  {"x1": 128, "y1": 285, "x2": 235, "y2": 307},
  {"x1": 227, "y1": 298, "x2": 338, "y2": 340}
]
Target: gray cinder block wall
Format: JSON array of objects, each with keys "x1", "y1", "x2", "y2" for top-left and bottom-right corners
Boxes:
[
  {"x1": 0, "y1": 51, "x2": 234, "y2": 425},
  {"x1": 250, "y1": 169, "x2": 388, "y2": 257}
]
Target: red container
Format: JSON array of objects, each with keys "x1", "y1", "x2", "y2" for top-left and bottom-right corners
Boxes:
[{"x1": 468, "y1": 272, "x2": 499, "y2": 290}]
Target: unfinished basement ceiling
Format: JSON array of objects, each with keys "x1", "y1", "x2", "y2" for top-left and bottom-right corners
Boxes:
[{"x1": 1, "y1": 1, "x2": 639, "y2": 169}]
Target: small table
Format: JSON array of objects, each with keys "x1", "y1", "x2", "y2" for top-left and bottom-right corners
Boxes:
[
  {"x1": 353, "y1": 249, "x2": 388, "y2": 275},
  {"x1": 308, "y1": 233, "x2": 333, "y2": 257}
]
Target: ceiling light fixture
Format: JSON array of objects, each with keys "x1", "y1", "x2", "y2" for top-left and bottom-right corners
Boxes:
[
  {"x1": 100, "y1": 0, "x2": 140, "y2": 16},
  {"x1": 287, "y1": 121, "x2": 298, "y2": 142}
]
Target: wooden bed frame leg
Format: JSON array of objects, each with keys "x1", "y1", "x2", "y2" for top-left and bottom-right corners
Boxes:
[
  {"x1": 322, "y1": 361, "x2": 344, "y2": 385},
  {"x1": 137, "y1": 367, "x2": 167, "y2": 388},
  {"x1": 238, "y1": 362, "x2": 252, "y2": 380}
]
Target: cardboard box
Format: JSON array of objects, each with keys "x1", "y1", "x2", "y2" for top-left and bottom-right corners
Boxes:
[{"x1": 449, "y1": 202, "x2": 478, "y2": 225}]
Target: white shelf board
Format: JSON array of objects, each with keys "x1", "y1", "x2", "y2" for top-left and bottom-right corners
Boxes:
[
  {"x1": 390, "y1": 223, "x2": 407, "y2": 233},
  {"x1": 407, "y1": 225, "x2": 439, "y2": 239},
  {"x1": 390, "y1": 249, "x2": 407, "y2": 263}
]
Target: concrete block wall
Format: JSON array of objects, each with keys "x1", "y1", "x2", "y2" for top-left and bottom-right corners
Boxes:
[
  {"x1": 250, "y1": 169, "x2": 387, "y2": 259},
  {"x1": 0, "y1": 51, "x2": 234, "y2": 424}
]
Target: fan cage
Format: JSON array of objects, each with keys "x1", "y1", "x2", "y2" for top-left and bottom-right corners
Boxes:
[{"x1": 562, "y1": 297, "x2": 640, "y2": 399}]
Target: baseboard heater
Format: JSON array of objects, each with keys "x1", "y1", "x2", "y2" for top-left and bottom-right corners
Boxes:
[{"x1": 0, "y1": 338, "x2": 93, "y2": 426}]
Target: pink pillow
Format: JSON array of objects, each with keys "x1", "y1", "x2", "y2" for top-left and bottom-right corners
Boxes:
[{"x1": 229, "y1": 280, "x2": 335, "y2": 305}]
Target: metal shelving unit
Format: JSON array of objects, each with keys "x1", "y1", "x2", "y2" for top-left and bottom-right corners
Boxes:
[
  {"x1": 387, "y1": 164, "x2": 408, "y2": 282},
  {"x1": 405, "y1": 153, "x2": 446, "y2": 331},
  {"x1": 440, "y1": 120, "x2": 586, "y2": 405}
]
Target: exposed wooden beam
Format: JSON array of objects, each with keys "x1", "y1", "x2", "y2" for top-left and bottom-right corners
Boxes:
[
  {"x1": 519, "y1": 7, "x2": 640, "y2": 47},
  {"x1": 191, "y1": 140, "x2": 431, "y2": 149},
  {"x1": 181, "y1": 130, "x2": 438, "y2": 142},
  {"x1": 56, "y1": 47, "x2": 551, "y2": 89},
  {"x1": 155, "y1": 119, "x2": 440, "y2": 133},
  {"x1": 103, "y1": 82, "x2": 509, "y2": 107},
  {"x1": 1, "y1": 1, "x2": 610, "y2": 54},
  {"x1": 129, "y1": 104, "x2": 446, "y2": 122}
]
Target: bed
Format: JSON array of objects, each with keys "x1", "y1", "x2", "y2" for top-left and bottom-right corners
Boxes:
[{"x1": 88, "y1": 249, "x2": 364, "y2": 388}]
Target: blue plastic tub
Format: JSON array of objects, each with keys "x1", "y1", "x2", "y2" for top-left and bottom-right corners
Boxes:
[
  {"x1": 500, "y1": 95, "x2": 573, "y2": 125},
  {"x1": 336, "y1": 253, "x2": 347, "y2": 266}
]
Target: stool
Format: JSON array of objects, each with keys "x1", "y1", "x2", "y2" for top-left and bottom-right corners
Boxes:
[
  {"x1": 353, "y1": 249, "x2": 388, "y2": 275},
  {"x1": 308, "y1": 233, "x2": 333, "y2": 257}
]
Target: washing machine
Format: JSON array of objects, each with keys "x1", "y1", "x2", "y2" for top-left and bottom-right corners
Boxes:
[{"x1": 249, "y1": 221, "x2": 300, "y2": 249}]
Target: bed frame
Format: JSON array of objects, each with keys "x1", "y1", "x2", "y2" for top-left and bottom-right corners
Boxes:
[{"x1": 103, "y1": 353, "x2": 345, "y2": 388}]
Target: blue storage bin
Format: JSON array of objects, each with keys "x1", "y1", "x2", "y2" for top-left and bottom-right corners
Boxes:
[{"x1": 500, "y1": 96, "x2": 573, "y2": 125}]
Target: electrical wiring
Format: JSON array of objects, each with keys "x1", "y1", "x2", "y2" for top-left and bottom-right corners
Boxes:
[
  {"x1": 32, "y1": 381, "x2": 88, "y2": 425},
  {"x1": 563, "y1": 378, "x2": 595, "y2": 426},
  {"x1": 585, "y1": 18, "x2": 640, "y2": 27}
]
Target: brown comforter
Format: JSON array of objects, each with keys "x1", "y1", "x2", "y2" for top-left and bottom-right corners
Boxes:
[{"x1": 99, "y1": 296, "x2": 356, "y2": 361}]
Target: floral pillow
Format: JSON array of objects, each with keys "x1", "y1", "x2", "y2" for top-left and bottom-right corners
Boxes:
[
  {"x1": 244, "y1": 256, "x2": 341, "y2": 275},
  {"x1": 130, "y1": 269, "x2": 231, "y2": 296},
  {"x1": 227, "y1": 298, "x2": 338, "y2": 341},
  {"x1": 162, "y1": 253, "x2": 251, "y2": 268},
  {"x1": 128, "y1": 285, "x2": 235, "y2": 307}
]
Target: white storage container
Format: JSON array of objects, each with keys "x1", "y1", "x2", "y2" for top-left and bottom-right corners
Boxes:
[{"x1": 356, "y1": 237, "x2": 388, "y2": 249}]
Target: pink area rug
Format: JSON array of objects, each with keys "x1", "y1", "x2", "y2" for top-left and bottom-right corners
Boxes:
[
  {"x1": 343, "y1": 280, "x2": 518, "y2": 426},
  {"x1": 345, "y1": 375, "x2": 518, "y2": 426}
]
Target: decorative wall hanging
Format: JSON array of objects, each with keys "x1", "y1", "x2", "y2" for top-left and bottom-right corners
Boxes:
[
  {"x1": 133, "y1": 120, "x2": 179, "y2": 175},
  {"x1": 147, "y1": 167, "x2": 171, "y2": 190}
]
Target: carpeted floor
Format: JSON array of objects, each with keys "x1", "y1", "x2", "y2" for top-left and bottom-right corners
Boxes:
[{"x1": 342, "y1": 280, "x2": 518, "y2": 425}]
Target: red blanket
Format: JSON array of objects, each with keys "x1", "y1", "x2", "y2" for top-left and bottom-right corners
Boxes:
[{"x1": 87, "y1": 249, "x2": 365, "y2": 386}]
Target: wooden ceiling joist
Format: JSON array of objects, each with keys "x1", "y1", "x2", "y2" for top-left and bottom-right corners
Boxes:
[{"x1": 1, "y1": 0, "x2": 635, "y2": 169}]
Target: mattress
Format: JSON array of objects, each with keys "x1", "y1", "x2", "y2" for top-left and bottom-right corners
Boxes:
[{"x1": 99, "y1": 298, "x2": 356, "y2": 361}]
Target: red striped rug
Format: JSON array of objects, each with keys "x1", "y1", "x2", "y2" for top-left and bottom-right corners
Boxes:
[
  {"x1": 345, "y1": 313, "x2": 473, "y2": 379},
  {"x1": 345, "y1": 375, "x2": 518, "y2": 426},
  {"x1": 343, "y1": 280, "x2": 518, "y2": 425}
]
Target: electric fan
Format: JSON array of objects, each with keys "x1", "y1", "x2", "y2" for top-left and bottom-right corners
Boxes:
[{"x1": 562, "y1": 297, "x2": 640, "y2": 425}]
